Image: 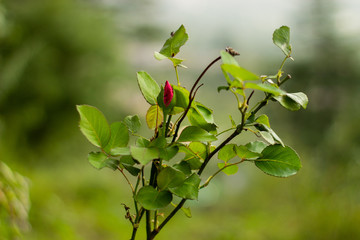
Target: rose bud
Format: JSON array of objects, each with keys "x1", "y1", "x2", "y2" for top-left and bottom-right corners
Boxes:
[{"x1": 164, "y1": 80, "x2": 174, "y2": 107}]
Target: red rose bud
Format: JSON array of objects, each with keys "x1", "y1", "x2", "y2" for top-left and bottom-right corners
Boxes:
[{"x1": 164, "y1": 80, "x2": 174, "y2": 107}]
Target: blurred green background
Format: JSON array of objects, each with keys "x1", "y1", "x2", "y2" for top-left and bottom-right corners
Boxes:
[{"x1": 1, "y1": 0, "x2": 360, "y2": 239}]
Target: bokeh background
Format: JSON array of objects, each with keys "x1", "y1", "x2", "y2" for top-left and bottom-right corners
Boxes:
[{"x1": 1, "y1": 0, "x2": 360, "y2": 239}]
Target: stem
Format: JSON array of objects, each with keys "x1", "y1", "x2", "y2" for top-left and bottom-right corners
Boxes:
[
  {"x1": 200, "y1": 159, "x2": 245, "y2": 189},
  {"x1": 175, "y1": 66, "x2": 180, "y2": 86},
  {"x1": 146, "y1": 210, "x2": 152, "y2": 240},
  {"x1": 118, "y1": 167, "x2": 135, "y2": 193},
  {"x1": 277, "y1": 56, "x2": 289, "y2": 84}
]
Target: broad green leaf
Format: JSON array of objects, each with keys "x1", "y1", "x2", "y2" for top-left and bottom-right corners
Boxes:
[
  {"x1": 188, "y1": 105, "x2": 217, "y2": 134},
  {"x1": 180, "y1": 142, "x2": 207, "y2": 170},
  {"x1": 136, "y1": 186, "x2": 172, "y2": 210},
  {"x1": 220, "y1": 50, "x2": 239, "y2": 66},
  {"x1": 275, "y1": 92, "x2": 308, "y2": 111},
  {"x1": 104, "y1": 122, "x2": 129, "y2": 153},
  {"x1": 255, "y1": 145, "x2": 301, "y2": 177},
  {"x1": 159, "y1": 25, "x2": 188, "y2": 58},
  {"x1": 169, "y1": 173, "x2": 201, "y2": 200},
  {"x1": 159, "y1": 145, "x2": 179, "y2": 161},
  {"x1": 172, "y1": 85, "x2": 190, "y2": 109},
  {"x1": 77, "y1": 105, "x2": 110, "y2": 148},
  {"x1": 177, "y1": 126, "x2": 217, "y2": 142},
  {"x1": 146, "y1": 105, "x2": 163, "y2": 129},
  {"x1": 259, "y1": 131, "x2": 275, "y2": 144},
  {"x1": 218, "y1": 144, "x2": 237, "y2": 162},
  {"x1": 255, "y1": 114, "x2": 270, "y2": 128},
  {"x1": 245, "y1": 141, "x2": 267, "y2": 154},
  {"x1": 130, "y1": 146, "x2": 159, "y2": 165},
  {"x1": 110, "y1": 147, "x2": 130, "y2": 156},
  {"x1": 154, "y1": 52, "x2": 185, "y2": 66},
  {"x1": 173, "y1": 161, "x2": 192, "y2": 176},
  {"x1": 273, "y1": 26, "x2": 292, "y2": 56},
  {"x1": 149, "y1": 136, "x2": 167, "y2": 148},
  {"x1": 221, "y1": 64, "x2": 259, "y2": 81},
  {"x1": 245, "y1": 82, "x2": 285, "y2": 96},
  {"x1": 236, "y1": 145, "x2": 261, "y2": 160},
  {"x1": 217, "y1": 163, "x2": 238, "y2": 175},
  {"x1": 136, "y1": 137, "x2": 150, "y2": 147},
  {"x1": 124, "y1": 115, "x2": 141, "y2": 133},
  {"x1": 157, "y1": 167, "x2": 186, "y2": 190},
  {"x1": 121, "y1": 164, "x2": 141, "y2": 176},
  {"x1": 137, "y1": 71, "x2": 161, "y2": 105},
  {"x1": 88, "y1": 152, "x2": 119, "y2": 170},
  {"x1": 256, "y1": 124, "x2": 284, "y2": 147},
  {"x1": 120, "y1": 155, "x2": 136, "y2": 165}
]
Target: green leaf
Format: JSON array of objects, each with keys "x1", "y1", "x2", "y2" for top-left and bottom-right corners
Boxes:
[
  {"x1": 180, "y1": 142, "x2": 207, "y2": 170},
  {"x1": 273, "y1": 26, "x2": 292, "y2": 56},
  {"x1": 157, "y1": 167, "x2": 187, "y2": 190},
  {"x1": 77, "y1": 105, "x2": 110, "y2": 148},
  {"x1": 171, "y1": 202, "x2": 192, "y2": 218},
  {"x1": 136, "y1": 186, "x2": 172, "y2": 210},
  {"x1": 110, "y1": 147, "x2": 130, "y2": 156},
  {"x1": 177, "y1": 126, "x2": 217, "y2": 142},
  {"x1": 259, "y1": 131, "x2": 275, "y2": 144},
  {"x1": 159, "y1": 145, "x2": 179, "y2": 161},
  {"x1": 217, "y1": 86, "x2": 230, "y2": 93},
  {"x1": 120, "y1": 155, "x2": 140, "y2": 176},
  {"x1": 137, "y1": 71, "x2": 161, "y2": 105},
  {"x1": 173, "y1": 161, "x2": 192, "y2": 176},
  {"x1": 159, "y1": 25, "x2": 188, "y2": 58},
  {"x1": 136, "y1": 137, "x2": 150, "y2": 147},
  {"x1": 218, "y1": 144, "x2": 237, "y2": 162},
  {"x1": 169, "y1": 173, "x2": 201, "y2": 200},
  {"x1": 256, "y1": 124, "x2": 284, "y2": 147},
  {"x1": 245, "y1": 141, "x2": 267, "y2": 154},
  {"x1": 220, "y1": 50, "x2": 239, "y2": 66},
  {"x1": 124, "y1": 115, "x2": 141, "y2": 133},
  {"x1": 146, "y1": 105, "x2": 163, "y2": 129},
  {"x1": 130, "y1": 146, "x2": 159, "y2": 165},
  {"x1": 275, "y1": 92, "x2": 308, "y2": 111},
  {"x1": 221, "y1": 64, "x2": 259, "y2": 81},
  {"x1": 88, "y1": 152, "x2": 119, "y2": 170},
  {"x1": 172, "y1": 85, "x2": 190, "y2": 109},
  {"x1": 235, "y1": 145, "x2": 261, "y2": 160},
  {"x1": 245, "y1": 82, "x2": 285, "y2": 96},
  {"x1": 188, "y1": 104, "x2": 217, "y2": 133},
  {"x1": 255, "y1": 145, "x2": 301, "y2": 177},
  {"x1": 217, "y1": 162, "x2": 238, "y2": 175},
  {"x1": 104, "y1": 122, "x2": 129, "y2": 153},
  {"x1": 255, "y1": 114, "x2": 270, "y2": 128}
]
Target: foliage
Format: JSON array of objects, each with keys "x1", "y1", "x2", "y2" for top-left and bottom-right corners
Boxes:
[{"x1": 77, "y1": 25, "x2": 308, "y2": 239}]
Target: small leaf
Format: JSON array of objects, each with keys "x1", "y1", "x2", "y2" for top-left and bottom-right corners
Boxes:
[
  {"x1": 173, "y1": 161, "x2": 192, "y2": 176},
  {"x1": 104, "y1": 122, "x2": 129, "y2": 153},
  {"x1": 157, "y1": 167, "x2": 186, "y2": 190},
  {"x1": 137, "y1": 71, "x2": 161, "y2": 105},
  {"x1": 130, "y1": 146, "x2": 159, "y2": 165},
  {"x1": 77, "y1": 105, "x2": 110, "y2": 148},
  {"x1": 273, "y1": 26, "x2": 292, "y2": 56},
  {"x1": 275, "y1": 92, "x2": 308, "y2": 111},
  {"x1": 136, "y1": 186, "x2": 172, "y2": 210},
  {"x1": 221, "y1": 64, "x2": 259, "y2": 81},
  {"x1": 177, "y1": 126, "x2": 217, "y2": 142},
  {"x1": 255, "y1": 145, "x2": 301, "y2": 177},
  {"x1": 235, "y1": 145, "x2": 261, "y2": 160},
  {"x1": 172, "y1": 85, "x2": 190, "y2": 109},
  {"x1": 256, "y1": 124, "x2": 284, "y2": 147},
  {"x1": 255, "y1": 114, "x2": 270, "y2": 128},
  {"x1": 188, "y1": 104, "x2": 217, "y2": 133},
  {"x1": 287, "y1": 92, "x2": 308, "y2": 109},
  {"x1": 159, "y1": 25, "x2": 188, "y2": 58},
  {"x1": 124, "y1": 115, "x2": 141, "y2": 133},
  {"x1": 180, "y1": 142, "x2": 207, "y2": 170},
  {"x1": 245, "y1": 141, "x2": 267, "y2": 154},
  {"x1": 169, "y1": 173, "x2": 201, "y2": 200},
  {"x1": 159, "y1": 146, "x2": 179, "y2": 161},
  {"x1": 218, "y1": 86, "x2": 229, "y2": 93},
  {"x1": 136, "y1": 137, "x2": 150, "y2": 147},
  {"x1": 259, "y1": 131, "x2": 275, "y2": 144},
  {"x1": 220, "y1": 50, "x2": 239, "y2": 66},
  {"x1": 217, "y1": 162, "x2": 238, "y2": 175},
  {"x1": 218, "y1": 144, "x2": 237, "y2": 162},
  {"x1": 146, "y1": 105, "x2": 163, "y2": 129},
  {"x1": 110, "y1": 147, "x2": 130, "y2": 156},
  {"x1": 245, "y1": 82, "x2": 285, "y2": 96},
  {"x1": 88, "y1": 152, "x2": 119, "y2": 170}
]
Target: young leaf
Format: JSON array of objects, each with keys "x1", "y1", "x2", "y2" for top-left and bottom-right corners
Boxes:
[
  {"x1": 245, "y1": 141, "x2": 267, "y2": 154},
  {"x1": 255, "y1": 145, "x2": 301, "y2": 177},
  {"x1": 218, "y1": 144, "x2": 237, "y2": 162},
  {"x1": 137, "y1": 71, "x2": 161, "y2": 105},
  {"x1": 275, "y1": 92, "x2": 308, "y2": 111},
  {"x1": 88, "y1": 152, "x2": 119, "y2": 170},
  {"x1": 221, "y1": 64, "x2": 259, "y2": 81},
  {"x1": 180, "y1": 142, "x2": 207, "y2": 170},
  {"x1": 169, "y1": 173, "x2": 201, "y2": 200},
  {"x1": 103, "y1": 122, "x2": 129, "y2": 153},
  {"x1": 217, "y1": 162, "x2": 238, "y2": 175},
  {"x1": 158, "y1": 25, "x2": 188, "y2": 58},
  {"x1": 157, "y1": 167, "x2": 187, "y2": 190},
  {"x1": 177, "y1": 126, "x2": 217, "y2": 142},
  {"x1": 136, "y1": 186, "x2": 172, "y2": 210},
  {"x1": 255, "y1": 114, "x2": 270, "y2": 128},
  {"x1": 245, "y1": 82, "x2": 285, "y2": 96},
  {"x1": 220, "y1": 50, "x2": 239, "y2": 66},
  {"x1": 188, "y1": 105, "x2": 217, "y2": 134},
  {"x1": 146, "y1": 105, "x2": 163, "y2": 129},
  {"x1": 235, "y1": 145, "x2": 261, "y2": 160},
  {"x1": 273, "y1": 26, "x2": 292, "y2": 56},
  {"x1": 77, "y1": 105, "x2": 110, "y2": 148},
  {"x1": 124, "y1": 115, "x2": 141, "y2": 133},
  {"x1": 130, "y1": 146, "x2": 159, "y2": 165}
]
